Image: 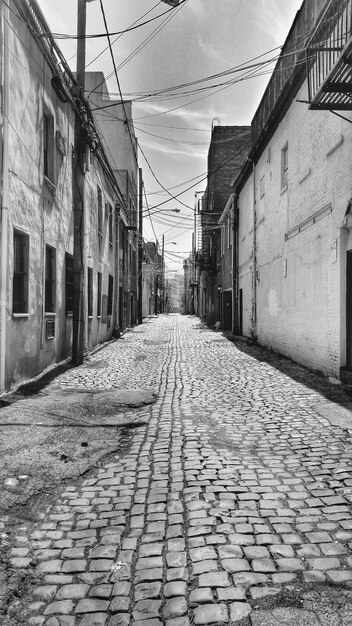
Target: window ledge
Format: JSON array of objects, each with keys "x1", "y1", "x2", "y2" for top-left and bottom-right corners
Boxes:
[
  {"x1": 12, "y1": 313, "x2": 29, "y2": 319},
  {"x1": 45, "y1": 312, "x2": 56, "y2": 317},
  {"x1": 66, "y1": 312, "x2": 73, "y2": 317},
  {"x1": 88, "y1": 315, "x2": 93, "y2": 319}
]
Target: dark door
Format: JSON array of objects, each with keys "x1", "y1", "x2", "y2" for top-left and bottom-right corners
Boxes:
[
  {"x1": 347, "y1": 251, "x2": 352, "y2": 369},
  {"x1": 223, "y1": 291, "x2": 232, "y2": 330}
]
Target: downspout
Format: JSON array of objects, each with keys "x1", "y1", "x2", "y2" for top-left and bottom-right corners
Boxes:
[
  {"x1": 252, "y1": 161, "x2": 257, "y2": 339},
  {"x1": 114, "y1": 203, "x2": 121, "y2": 330},
  {"x1": 0, "y1": 1, "x2": 9, "y2": 392},
  {"x1": 232, "y1": 194, "x2": 238, "y2": 335}
]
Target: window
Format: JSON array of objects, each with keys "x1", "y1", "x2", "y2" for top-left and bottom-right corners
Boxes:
[
  {"x1": 43, "y1": 111, "x2": 54, "y2": 182},
  {"x1": 97, "y1": 186, "x2": 103, "y2": 242},
  {"x1": 88, "y1": 267, "x2": 93, "y2": 317},
  {"x1": 281, "y1": 142, "x2": 288, "y2": 190},
  {"x1": 13, "y1": 229, "x2": 29, "y2": 314},
  {"x1": 97, "y1": 272, "x2": 102, "y2": 317},
  {"x1": 65, "y1": 252, "x2": 73, "y2": 314},
  {"x1": 45, "y1": 245, "x2": 56, "y2": 313},
  {"x1": 107, "y1": 274, "x2": 113, "y2": 316},
  {"x1": 107, "y1": 203, "x2": 113, "y2": 245}
]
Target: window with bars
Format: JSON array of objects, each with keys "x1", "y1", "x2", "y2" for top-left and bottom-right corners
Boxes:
[
  {"x1": 45, "y1": 245, "x2": 56, "y2": 313},
  {"x1": 107, "y1": 203, "x2": 113, "y2": 246},
  {"x1": 65, "y1": 252, "x2": 73, "y2": 314},
  {"x1": 107, "y1": 274, "x2": 113, "y2": 316},
  {"x1": 88, "y1": 267, "x2": 93, "y2": 317},
  {"x1": 43, "y1": 111, "x2": 54, "y2": 183},
  {"x1": 97, "y1": 271, "x2": 102, "y2": 317},
  {"x1": 97, "y1": 186, "x2": 103, "y2": 243},
  {"x1": 13, "y1": 229, "x2": 29, "y2": 314}
]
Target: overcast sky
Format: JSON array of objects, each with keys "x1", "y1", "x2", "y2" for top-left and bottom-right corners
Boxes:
[{"x1": 37, "y1": 0, "x2": 303, "y2": 271}]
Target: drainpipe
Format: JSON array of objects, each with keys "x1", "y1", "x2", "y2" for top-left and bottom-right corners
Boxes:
[
  {"x1": 232, "y1": 194, "x2": 238, "y2": 335},
  {"x1": 252, "y1": 160, "x2": 257, "y2": 339},
  {"x1": 0, "y1": 1, "x2": 9, "y2": 392}
]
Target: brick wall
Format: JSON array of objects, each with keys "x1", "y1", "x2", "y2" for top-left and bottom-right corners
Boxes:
[{"x1": 246, "y1": 80, "x2": 352, "y2": 376}]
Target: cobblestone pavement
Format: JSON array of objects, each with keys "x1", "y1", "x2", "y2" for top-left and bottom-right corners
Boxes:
[{"x1": 3, "y1": 314, "x2": 352, "y2": 625}]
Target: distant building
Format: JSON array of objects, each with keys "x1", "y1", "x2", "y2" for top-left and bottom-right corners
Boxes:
[{"x1": 196, "y1": 126, "x2": 251, "y2": 327}]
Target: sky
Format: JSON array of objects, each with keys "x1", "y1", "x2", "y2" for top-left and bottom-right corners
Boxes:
[{"x1": 37, "y1": 0, "x2": 303, "y2": 271}]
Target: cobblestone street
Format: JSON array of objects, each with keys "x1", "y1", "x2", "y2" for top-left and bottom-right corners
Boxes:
[{"x1": 3, "y1": 314, "x2": 352, "y2": 625}]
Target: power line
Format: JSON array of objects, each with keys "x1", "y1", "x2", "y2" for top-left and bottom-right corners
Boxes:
[{"x1": 48, "y1": 1, "x2": 188, "y2": 39}]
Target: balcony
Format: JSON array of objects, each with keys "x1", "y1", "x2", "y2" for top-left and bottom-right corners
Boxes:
[{"x1": 307, "y1": 0, "x2": 352, "y2": 110}]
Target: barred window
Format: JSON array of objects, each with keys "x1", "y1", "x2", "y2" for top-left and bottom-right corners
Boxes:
[
  {"x1": 13, "y1": 230, "x2": 29, "y2": 314},
  {"x1": 97, "y1": 272, "x2": 102, "y2": 317},
  {"x1": 65, "y1": 252, "x2": 73, "y2": 314},
  {"x1": 45, "y1": 244, "x2": 56, "y2": 313},
  {"x1": 107, "y1": 274, "x2": 113, "y2": 316},
  {"x1": 88, "y1": 267, "x2": 93, "y2": 317}
]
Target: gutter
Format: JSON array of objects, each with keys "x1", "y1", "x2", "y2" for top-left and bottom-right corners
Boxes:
[{"x1": 0, "y1": 1, "x2": 9, "y2": 392}]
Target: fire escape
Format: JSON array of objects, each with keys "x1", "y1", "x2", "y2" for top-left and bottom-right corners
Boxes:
[{"x1": 306, "y1": 0, "x2": 352, "y2": 110}]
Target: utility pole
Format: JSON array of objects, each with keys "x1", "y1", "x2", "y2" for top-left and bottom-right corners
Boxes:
[
  {"x1": 137, "y1": 168, "x2": 143, "y2": 324},
  {"x1": 72, "y1": 0, "x2": 88, "y2": 364}
]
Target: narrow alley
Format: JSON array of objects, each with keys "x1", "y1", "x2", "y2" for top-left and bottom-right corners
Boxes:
[{"x1": 2, "y1": 314, "x2": 352, "y2": 626}]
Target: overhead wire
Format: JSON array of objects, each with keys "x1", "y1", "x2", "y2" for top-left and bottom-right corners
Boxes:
[
  {"x1": 85, "y1": 2, "x2": 162, "y2": 72},
  {"x1": 47, "y1": 1, "x2": 188, "y2": 39}
]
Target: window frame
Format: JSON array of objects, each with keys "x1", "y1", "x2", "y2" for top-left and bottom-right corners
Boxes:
[
  {"x1": 65, "y1": 252, "x2": 74, "y2": 315},
  {"x1": 43, "y1": 110, "x2": 55, "y2": 184},
  {"x1": 107, "y1": 274, "x2": 113, "y2": 317},
  {"x1": 13, "y1": 229, "x2": 29, "y2": 315},
  {"x1": 87, "y1": 266, "x2": 93, "y2": 317},
  {"x1": 45, "y1": 244, "x2": 56, "y2": 313},
  {"x1": 97, "y1": 271, "x2": 102, "y2": 317},
  {"x1": 281, "y1": 142, "x2": 288, "y2": 191}
]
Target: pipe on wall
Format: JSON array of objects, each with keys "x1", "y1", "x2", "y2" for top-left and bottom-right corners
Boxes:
[{"x1": 0, "y1": 1, "x2": 10, "y2": 392}]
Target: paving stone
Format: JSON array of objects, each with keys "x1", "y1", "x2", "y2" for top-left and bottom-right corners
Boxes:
[
  {"x1": 56, "y1": 584, "x2": 89, "y2": 599},
  {"x1": 109, "y1": 596, "x2": 130, "y2": 612},
  {"x1": 198, "y1": 572, "x2": 230, "y2": 587},
  {"x1": 43, "y1": 600, "x2": 74, "y2": 615},
  {"x1": 229, "y1": 602, "x2": 251, "y2": 621},
  {"x1": 307, "y1": 557, "x2": 341, "y2": 570},
  {"x1": 79, "y1": 615, "x2": 107, "y2": 626},
  {"x1": 164, "y1": 581, "x2": 187, "y2": 598},
  {"x1": 164, "y1": 596, "x2": 188, "y2": 619},
  {"x1": 135, "y1": 582, "x2": 162, "y2": 601},
  {"x1": 132, "y1": 599, "x2": 162, "y2": 621},
  {"x1": 108, "y1": 615, "x2": 130, "y2": 626},
  {"x1": 193, "y1": 603, "x2": 228, "y2": 624},
  {"x1": 189, "y1": 588, "x2": 214, "y2": 605}
]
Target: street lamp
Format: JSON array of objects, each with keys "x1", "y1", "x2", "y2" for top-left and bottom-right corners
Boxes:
[{"x1": 161, "y1": 0, "x2": 182, "y2": 6}]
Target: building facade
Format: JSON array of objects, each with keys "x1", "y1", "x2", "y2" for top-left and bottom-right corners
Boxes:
[
  {"x1": 194, "y1": 0, "x2": 350, "y2": 380},
  {"x1": 0, "y1": 1, "x2": 138, "y2": 392}
]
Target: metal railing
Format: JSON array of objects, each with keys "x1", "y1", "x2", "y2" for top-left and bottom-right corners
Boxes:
[{"x1": 307, "y1": 0, "x2": 352, "y2": 108}]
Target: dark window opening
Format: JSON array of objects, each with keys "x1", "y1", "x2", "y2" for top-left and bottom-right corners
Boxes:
[
  {"x1": 97, "y1": 271, "x2": 102, "y2": 317},
  {"x1": 108, "y1": 274, "x2": 113, "y2": 316},
  {"x1": 65, "y1": 252, "x2": 73, "y2": 314},
  {"x1": 13, "y1": 229, "x2": 29, "y2": 314},
  {"x1": 88, "y1": 267, "x2": 93, "y2": 317},
  {"x1": 45, "y1": 245, "x2": 56, "y2": 313}
]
